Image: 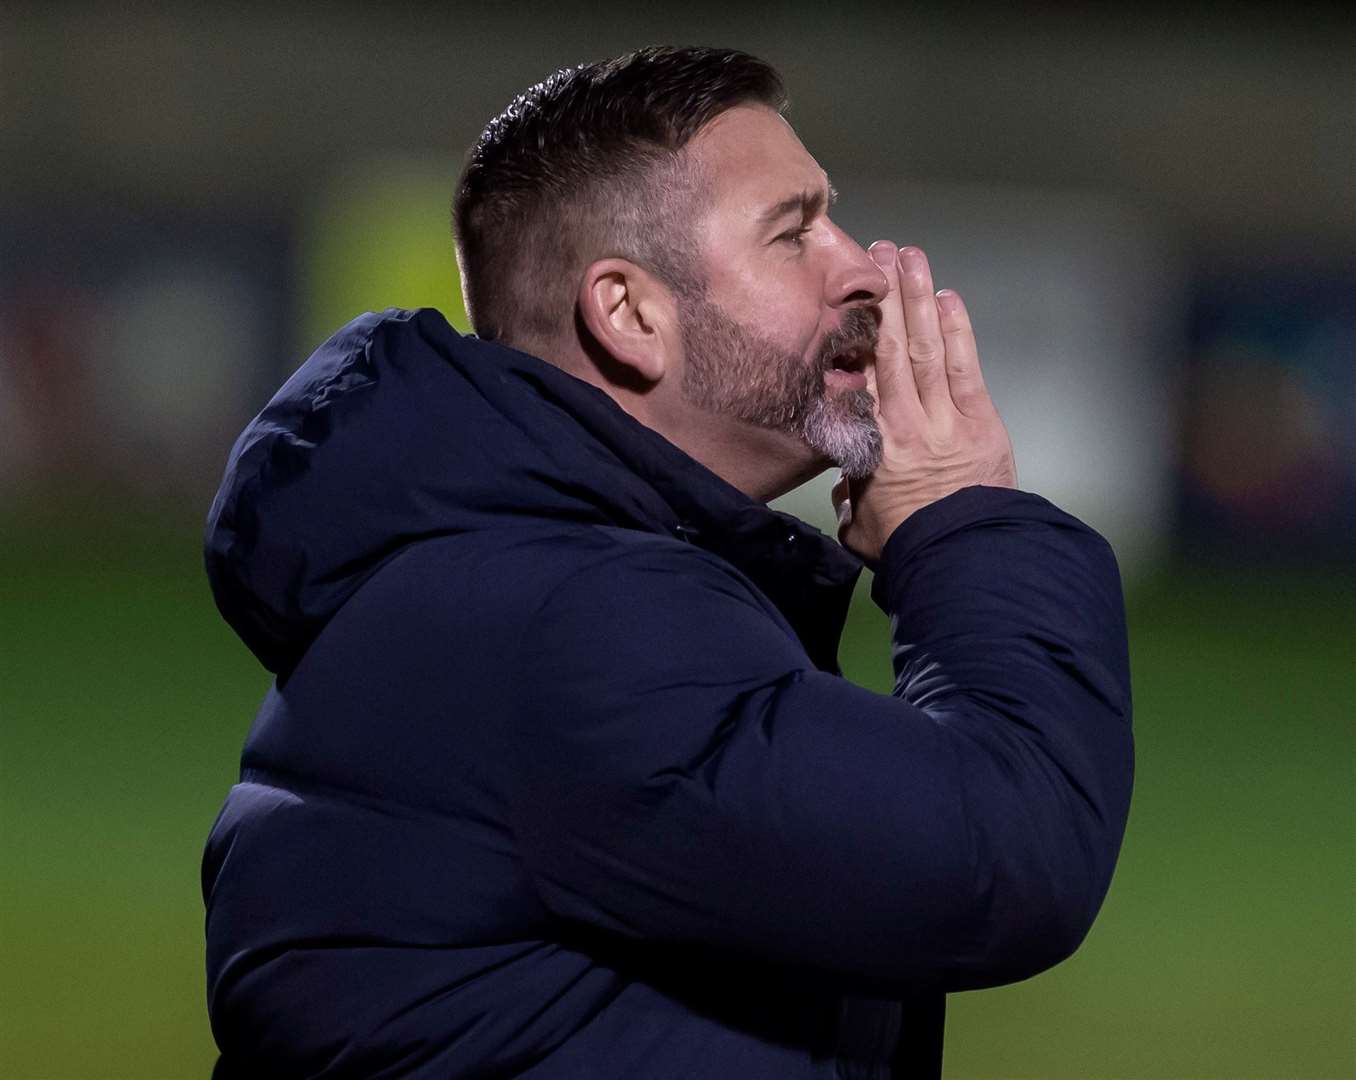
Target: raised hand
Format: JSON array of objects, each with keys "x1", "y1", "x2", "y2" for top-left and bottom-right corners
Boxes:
[{"x1": 833, "y1": 244, "x2": 1016, "y2": 562}]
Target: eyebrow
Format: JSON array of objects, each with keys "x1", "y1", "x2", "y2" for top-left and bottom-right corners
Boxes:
[{"x1": 757, "y1": 181, "x2": 839, "y2": 226}]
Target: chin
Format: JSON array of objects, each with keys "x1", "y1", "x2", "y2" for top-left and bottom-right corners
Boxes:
[{"x1": 802, "y1": 390, "x2": 883, "y2": 479}]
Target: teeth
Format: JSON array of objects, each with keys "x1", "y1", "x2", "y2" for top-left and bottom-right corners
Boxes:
[{"x1": 827, "y1": 343, "x2": 873, "y2": 371}]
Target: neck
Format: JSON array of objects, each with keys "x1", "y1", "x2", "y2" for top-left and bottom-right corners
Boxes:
[
  {"x1": 538, "y1": 340, "x2": 826, "y2": 503},
  {"x1": 656, "y1": 410, "x2": 827, "y2": 502}
]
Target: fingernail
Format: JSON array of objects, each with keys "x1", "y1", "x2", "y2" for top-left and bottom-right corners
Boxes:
[
  {"x1": 898, "y1": 246, "x2": 923, "y2": 266},
  {"x1": 869, "y1": 243, "x2": 896, "y2": 270},
  {"x1": 936, "y1": 289, "x2": 959, "y2": 313}
]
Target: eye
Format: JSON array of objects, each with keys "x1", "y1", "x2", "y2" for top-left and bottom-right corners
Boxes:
[{"x1": 777, "y1": 226, "x2": 812, "y2": 248}]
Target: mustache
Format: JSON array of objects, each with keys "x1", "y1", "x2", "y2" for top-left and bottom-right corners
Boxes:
[{"x1": 816, "y1": 308, "x2": 879, "y2": 370}]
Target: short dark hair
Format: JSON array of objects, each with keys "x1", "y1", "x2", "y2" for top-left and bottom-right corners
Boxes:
[{"x1": 452, "y1": 46, "x2": 786, "y2": 348}]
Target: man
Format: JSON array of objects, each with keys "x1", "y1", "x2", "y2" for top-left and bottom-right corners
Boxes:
[{"x1": 203, "y1": 46, "x2": 1132, "y2": 1078}]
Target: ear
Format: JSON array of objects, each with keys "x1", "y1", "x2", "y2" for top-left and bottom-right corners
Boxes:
[{"x1": 576, "y1": 258, "x2": 678, "y2": 385}]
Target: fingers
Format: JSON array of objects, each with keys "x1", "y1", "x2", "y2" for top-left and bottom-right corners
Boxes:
[
  {"x1": 867, "y1": 241, "x2": 993, "y2": 426},
  {"x1": 935, "y1": 289, "x2": 994, "y2": 418},
  {"x1": 867, "y1": 241, "x2": 922, "y2": 429},
  {"x1": 897, "y1": 247, "x2": 952, "y2": 416}
]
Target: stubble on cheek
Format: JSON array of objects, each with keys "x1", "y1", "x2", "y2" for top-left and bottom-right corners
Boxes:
[
  {"x1": 678, "y1": 295, "x2": 882, "y2": 474},
  {"x1": 678, "y1": 294, "x2": 816, "y2": 427}
]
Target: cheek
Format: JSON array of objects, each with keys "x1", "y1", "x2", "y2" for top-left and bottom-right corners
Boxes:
[{"x1": 721, "y1": 265, "x2": 822, "y2": 353}]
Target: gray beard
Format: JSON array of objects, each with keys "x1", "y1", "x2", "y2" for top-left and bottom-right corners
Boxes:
[{"x1": 678, "y1": 296, "x2": 882, "y2": 479}]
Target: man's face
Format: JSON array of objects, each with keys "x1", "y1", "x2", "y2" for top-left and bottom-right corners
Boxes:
[{"x1": 676, "y1": 105, "x2": 889, "y2": 478}]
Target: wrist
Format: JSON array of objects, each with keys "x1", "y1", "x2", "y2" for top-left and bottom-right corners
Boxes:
[{"x1": 869, "y1": 485, "x2": 1039, "y2": 613}]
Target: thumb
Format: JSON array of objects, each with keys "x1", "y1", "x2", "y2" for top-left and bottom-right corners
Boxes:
[{"x1": 831, "y1": 471, "x2": 854, "y2": 539}]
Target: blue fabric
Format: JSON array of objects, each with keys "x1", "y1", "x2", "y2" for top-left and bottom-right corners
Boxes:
[{"x1": 203, "y1": 307, "x2": 1133, "y2": 1078}]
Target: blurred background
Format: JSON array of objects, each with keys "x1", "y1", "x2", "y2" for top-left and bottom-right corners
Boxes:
[{"x1": 2, "y1": 4, "x2": 1352, "y2": 1077}]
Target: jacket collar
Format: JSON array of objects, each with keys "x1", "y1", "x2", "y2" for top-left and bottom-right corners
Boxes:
[
  {"x1": 469, "y1": 323, "x2": 864, "y2": 673},
  {"x1": 207, "y1": 307, "x2": 862, "y2": 676}
]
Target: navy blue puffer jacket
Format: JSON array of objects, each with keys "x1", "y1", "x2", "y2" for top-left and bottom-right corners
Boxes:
[{"x1": 202, "y1": 307, "x2": 1133, "y2": 1078}]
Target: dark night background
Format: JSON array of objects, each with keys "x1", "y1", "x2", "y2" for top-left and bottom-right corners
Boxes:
[{"x1": 2, "y1": 4, "x2": 1352, "y2": 1076}]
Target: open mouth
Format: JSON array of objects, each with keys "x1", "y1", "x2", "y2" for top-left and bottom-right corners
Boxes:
[
  {"x1": 827, "y1": 344, "x2": 871, "y2": 375},
  {"x1": 823, "y1": 345, "x2": 872, "y2": 392}
]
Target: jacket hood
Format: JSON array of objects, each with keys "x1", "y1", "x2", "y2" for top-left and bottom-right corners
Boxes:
[{"x1": 205, "y1": 307, "x2": 860, "y2": 676}]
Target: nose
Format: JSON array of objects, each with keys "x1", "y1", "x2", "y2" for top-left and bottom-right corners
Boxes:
[{"x1": 823, "y1": 220, "x2": 888, "y2": 309}]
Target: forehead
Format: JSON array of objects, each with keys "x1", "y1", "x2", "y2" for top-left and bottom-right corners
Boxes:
[{"x1": 687, "y1": 105, "x2": 827, "y2": 213}]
